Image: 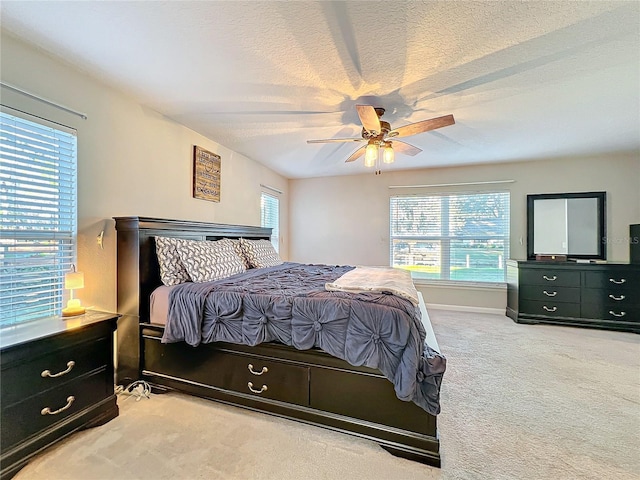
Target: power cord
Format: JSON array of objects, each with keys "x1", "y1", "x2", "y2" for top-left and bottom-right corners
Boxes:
[{"x1": 115, "y1": 380, "x2": 151, "y2": 401}]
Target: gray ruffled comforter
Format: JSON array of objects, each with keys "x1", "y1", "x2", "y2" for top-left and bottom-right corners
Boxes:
[{"x1": 163, "y1": 262, "x2": 446, "y2": 415}]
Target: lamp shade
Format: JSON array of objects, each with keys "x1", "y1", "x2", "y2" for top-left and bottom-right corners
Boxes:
[
  {"x1": 64, "y1": 271, "x2": 84, "y2": 290},
  {"x1": 383, "y1": 144, "x2": 395, "y2": 164},
  {"x1": 364, "y1": 143, "x2": 378, "y2": 167}
]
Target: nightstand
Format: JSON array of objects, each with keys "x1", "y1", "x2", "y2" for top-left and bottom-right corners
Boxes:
[{"x1": 0, "y1": 310, "x2": 119, "y2": 480}]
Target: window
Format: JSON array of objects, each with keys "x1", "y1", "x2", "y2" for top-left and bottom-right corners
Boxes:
[
  {"x1": 260, "y1": 191, "x2": 279, "y2": 252},
  {"x1": 0, "y1": 111, "x2": 78, "y2": 326},
  {"x1": 390, "y1": 192, "x2": 510, "y2": 283}
]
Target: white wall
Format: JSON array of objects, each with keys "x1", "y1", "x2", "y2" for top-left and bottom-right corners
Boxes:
[
  {"x1": 289, "y1": 153, "x2": 640, "y2": 310},
  {"x1": 1, "y1": 32, "x2": 289, "y2": 313}
]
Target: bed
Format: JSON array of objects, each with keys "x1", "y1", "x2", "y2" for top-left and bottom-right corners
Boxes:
[{"x1": 114, "y1": 216, "x2": 445, "y2": 467}]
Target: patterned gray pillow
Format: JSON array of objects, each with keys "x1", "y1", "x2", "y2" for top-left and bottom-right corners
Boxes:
[
  {"x1": 228, "y1": 238, "x2": 251, "y2": 270},
  {"x1": 177, "y1": 238, "x2": 246, "y2": 283},
  {"x1": 239, "y1": 238, "x2": 283, "y2": 268},
  {"x1": 155, "y1": 236, "x2": 191, "y2": 286}
]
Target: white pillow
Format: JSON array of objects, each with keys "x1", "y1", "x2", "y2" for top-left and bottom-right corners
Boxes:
[
  {"x1": 239, "y1": 238, "x2": 283, "y2": 268},
  {"x1": 177, "y1": 238, "x2": 246, "y2": 283},
  {"x1": 155, "y1": 236, "x2": 191, "y2": 286}
]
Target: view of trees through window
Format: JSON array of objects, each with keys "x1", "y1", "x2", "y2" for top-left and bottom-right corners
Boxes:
[{"x1": 390, "y1": 192, "x2": 510, "y2": 283}]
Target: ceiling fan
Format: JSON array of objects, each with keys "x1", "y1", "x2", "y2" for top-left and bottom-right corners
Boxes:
[{"x1": 307, "y1": 105, "x2": 455, "y2": 172}]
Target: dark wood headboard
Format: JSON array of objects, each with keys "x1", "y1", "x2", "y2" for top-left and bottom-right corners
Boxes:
[{"x1": 113, "y1": 216, "x2": 271, "y2": 384}]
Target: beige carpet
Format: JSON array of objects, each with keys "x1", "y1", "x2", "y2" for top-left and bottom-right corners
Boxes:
[{"x1": 15, "y1": 311, "x2": 640, "y2": 480}]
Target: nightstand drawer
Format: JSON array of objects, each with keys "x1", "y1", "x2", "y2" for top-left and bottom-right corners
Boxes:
[
  {"x1": 519, "y1": 300, "x2": 580, "y2": 318},
  {"x1": 1, "y1": 337, "x2": 110, "y2": 408},
  {"x1": 520, "y1": 269, "x2": 580, "y2": 287},
  {"x1": 520, "y1": 285, "x2": 580, "y2": 303},
  {"x1": 1, "y1": 369, "x2": 110, "y2": 451}
]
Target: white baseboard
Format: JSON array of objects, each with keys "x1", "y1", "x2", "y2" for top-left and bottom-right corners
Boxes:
[{"x1": 425, "y1": 303, "x2": 506, "y2": 316}]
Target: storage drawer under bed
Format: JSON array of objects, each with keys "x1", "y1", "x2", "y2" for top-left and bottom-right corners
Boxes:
[
  {"x1": 142, "y1": 334, "x2": 309, "y2": 406},
  {"x1": 309, "y1": 366, "x2": 434, "y2": 435}
]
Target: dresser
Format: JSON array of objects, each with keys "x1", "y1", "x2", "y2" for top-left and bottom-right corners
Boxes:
[
  {"x1": 0, "y1": 311, "x2": 119, "y2": 480},
  {"x1": 506, "y1": 260, "x2": 640, "y2": 333}
]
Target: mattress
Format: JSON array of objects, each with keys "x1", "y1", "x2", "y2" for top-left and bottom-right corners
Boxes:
[{"x1": 149, "y1": 285, "x2": 175, "y2": 326}]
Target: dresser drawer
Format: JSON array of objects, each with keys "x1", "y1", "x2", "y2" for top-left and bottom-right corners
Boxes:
[
  {"x1": 520, "y1": 269, "x2": 580, "y2": 287},
  {"x1": 222, "y1": 353, "x2": 310, "y2": 406},
  {"x1": 584, "y1": 271, "x2": 640, "y2": 291},
  {"x1": 581, "y1": 304, "x2": 640, "y2": 322},
  {"x1": 1, "y1": 338, "x2": 110, "y2": 408},
  {"x1": 581, "y1": 288, "x2": 640, "y2": 307},
  {"x1": 520, "y1": 285, "x2": 580, "y2": 303},
  {"x1": 1, "y1": 369, "x2": 110, "y2": 451},
  {"x1": 519, "y1": 300, "x2": 580, "y2": 318}
]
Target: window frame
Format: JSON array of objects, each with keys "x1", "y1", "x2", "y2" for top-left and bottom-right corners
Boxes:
[
  {"x1": 260, "y1": 191, "x2": 280, "y2": 253},
  {"x1": 389, "y1": 191, "x2": 510, "y2": 285},
  {"x1": 0, "y1": 108, "x2": 78, "y2": 327}
]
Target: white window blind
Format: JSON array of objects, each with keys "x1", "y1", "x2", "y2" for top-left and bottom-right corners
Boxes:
[
  {"x1": 0, "y1": 111, "x2": 78, "y2": 326},
  {"x1": 390, "y1": 192, "x2": 510, "y2": 283},
  {"x1": 260, "y1": 192, "x2": 279, "y2": 252}
]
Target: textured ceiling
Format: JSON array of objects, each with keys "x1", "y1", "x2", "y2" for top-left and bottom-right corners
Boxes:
[{"x1": 1, "y1": 1, "x2": 638, "y2": 179}]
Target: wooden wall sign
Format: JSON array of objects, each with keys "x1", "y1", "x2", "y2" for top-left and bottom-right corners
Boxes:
[{"x1": 193, "y1": 145, "x2": 221, "y2": 202}]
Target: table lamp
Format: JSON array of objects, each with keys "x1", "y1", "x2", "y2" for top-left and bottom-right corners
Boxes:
[{"x1": 62, "y1": 265, "x2": 85, "y2": 317}]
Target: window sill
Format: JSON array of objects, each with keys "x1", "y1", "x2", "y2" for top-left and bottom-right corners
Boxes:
[{"x1": 413, "y1": 279, "x2": 507, "y2": 290}]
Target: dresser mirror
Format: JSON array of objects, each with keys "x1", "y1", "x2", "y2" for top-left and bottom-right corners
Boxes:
[{"x1": 527, "y1": 191, "x2": 606, "y2": 260}]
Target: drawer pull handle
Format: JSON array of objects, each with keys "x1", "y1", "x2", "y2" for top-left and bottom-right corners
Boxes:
[
  {"x1": 247, "y1": 382, "x2": 268, "y2": 394},
  {"x1": 41, "y1": 361, "x2": 75, "y2": 378},
  {"x1": 609, "y1": 278, "x2": 626, "y2": 284},
  {"x1": 41, "y1": 396, "x2": 75, "y2": 416},
  {"x1": 248, "y1": 364, "x2": 268, "y2": 376},
  {"x1": 543, "y1": 305, "x2": 557, "y2": 312},
  {"x1": 543, "y1": 291, "x2": 557, "y2": 297},
  {"x1": 609, "y1": 294, "x2": 625, "y2": 301},
  {"x1": 542, "y1": 275, "x2": 557, "y2": 281},
  {"x1": 609, "y1": 311, "x2": 626, "y2": 318}
]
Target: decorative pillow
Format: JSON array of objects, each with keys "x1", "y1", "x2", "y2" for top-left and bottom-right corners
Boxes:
[
  {"x1": 177, "y1": 238, "x2": 246, "y2": 283},
  {"x1": 239, "y1": 238, "x2": 283, "y2": 268},
  {"x1": 228, "y1": 238, "x2": 251, "y2": 270},
  {"x1": 155, "y1": 236, "x2": 191, "y2": 286}
]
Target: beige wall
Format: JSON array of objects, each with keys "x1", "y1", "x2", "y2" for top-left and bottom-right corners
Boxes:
[
  {"x1": 289, "y1": 153, "x2": 640, "y2": 310},
  {"x1": 1, "y1": 32, "x2": 289, "y2": 313},
  {"x1": 3, "y1": 30, "x2": 638, "y2": 315}
]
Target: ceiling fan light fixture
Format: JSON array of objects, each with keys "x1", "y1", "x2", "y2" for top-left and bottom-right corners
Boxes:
[
  {"x1": 306, "y1": 105, "x2": 454, "y2": 168},
  {"x1": 383, "y1": 143, "x2": 394, "y2": 164},
  {"x1": 364, "y1": 143, "x2": 378, "y2": 167}
]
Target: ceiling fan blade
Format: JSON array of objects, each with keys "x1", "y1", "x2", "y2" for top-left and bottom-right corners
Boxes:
[
  {"x1": 307, "y1": 138, "x2": 364, "y2": 144},
  {"x1": 392, "y1": 140, "x2": 422, "y2": 156},
  {"x1": 345, "y1": 146, "x2": 366, "y2": 163},
  {"x1": 389, "y1": 114, "x2": 455, "y2": 138},
  {"x1": 356, "y1": 105, "x2": 382, "y2": 134}
]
